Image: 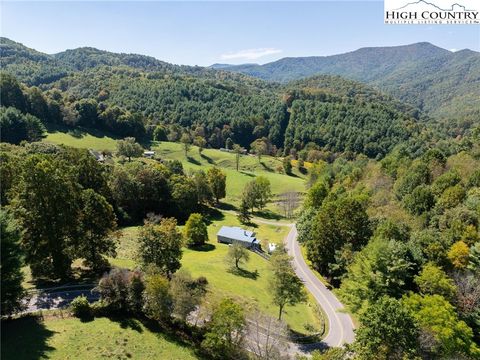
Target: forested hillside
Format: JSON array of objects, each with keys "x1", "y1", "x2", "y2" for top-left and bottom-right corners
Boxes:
[
  {"x1": 220, "y1": 42, "x2": 480, "y2": 127},
  {"x1": 1, "y1": 38, "x2": 429, "y2": 159}
]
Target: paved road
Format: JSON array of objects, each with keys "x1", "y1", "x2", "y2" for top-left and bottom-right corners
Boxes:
[{"x1": 285, "y1": 225, "x2": 355, "y2": 347}]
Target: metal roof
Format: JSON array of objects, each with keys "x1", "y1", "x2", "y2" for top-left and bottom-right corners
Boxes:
[{"x1": 217, "y1": 226, "x2": 257, "y2": 243}]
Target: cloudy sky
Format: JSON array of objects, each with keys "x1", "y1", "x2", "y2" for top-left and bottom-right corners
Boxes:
[{"x1": 2, "y1": 1, "x2": 479, "y2": 66}]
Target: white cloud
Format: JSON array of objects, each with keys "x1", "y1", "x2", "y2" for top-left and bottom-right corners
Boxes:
[{"x1": 220, "y1": 48, "x2": 282, "y2": 61}]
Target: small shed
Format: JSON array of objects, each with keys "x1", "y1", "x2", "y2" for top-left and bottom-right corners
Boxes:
[
  {"x1": 268, "y1": 243, "x2": 277, "y2": 254},
  {"x1": 217, "y1": 226, "x2": 259, "y2": 249},
  {"x1": 144, "y1": 150, "x2": 155, "y2": 158}
]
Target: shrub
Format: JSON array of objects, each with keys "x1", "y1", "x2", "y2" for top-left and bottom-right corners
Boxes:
[{"x1": 70, "y1": 295, "x2": 92, "y2": 319}]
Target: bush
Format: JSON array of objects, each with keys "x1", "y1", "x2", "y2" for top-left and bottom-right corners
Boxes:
[{"x1": 70, "y1": 295, "x2": 92, "y2": 319}]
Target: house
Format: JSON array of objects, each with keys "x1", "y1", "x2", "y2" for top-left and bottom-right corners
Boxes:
[
  {"x1": 89, "y1": 149, "x2": 105, "y2": 162},
  {"x1": 217, "y1": 226, "x2": 259, "y2": 249},
  {"x1": 144, "y1": 150, "x2": 155, "y2": 158}
]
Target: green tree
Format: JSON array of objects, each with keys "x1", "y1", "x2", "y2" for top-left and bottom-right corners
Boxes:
[
  {"x1": 242, "y1": 176, "x2": 272, "y2": 212},
  {"x1": 403, "y1": 184, "x2": 435, "y2": 215},
  {"x1": 143, "y1": 272, "x2": 172, "y2": 321},
  {"x1": 354, "y1": 297, "x2": 418, "y2": 360},
  {"x1": 226, "y1": 243, "x2": 250, "y2": 270},
  {"x1": 194, "y1": 136, "x2": 207, "y2": 154},
  {"x1": 79, "y1": 189, "x2": 117, "y2": 270},
  {"x1": 207, "y1": 167, "x2": 226, "y2": 204},
  {"x1": 117, "y1": 137, "x2": 143, "y2": 161},
  {"x1": 180, "y1": 133, "x2": 191, "y2": 157},
  {"x1": 339, "y1": 237, "x2": 415, "y2": 313},
  {"x1": 169, "y1": 270, "x2": 207, "y2": 321},
  {"x1": 0, "y1": 211, "x2": 25, "y2": 316},
  {"x1": 233, "y1": 144, "x2": 244, "y2": 171},
  {"x1": 283, "y1": 156, "x2": 292, "y2": 175},
  {"x1": 305, "y1": 196, "x2": 371, "y2": 277},
  {"x1": 270, "y1": 249, "x2": 306, "y2": 320},
  {"x1": 468, "y1": 242, "x2": 480, "y2": 271},
  {"x1": 414, "y1": 262, "x2": 456, "y2": 301},
  {"x1": 305, "y1": 181, "x2": 329, "y2": 208},
  {"x1": 250, "y1": 138, "x2": 268, "y2": 163},
  {"x1": 10, "y1": 156, "x2": 80, "y2": 279},
  {"x1": 0, "y1": 107, "x2": 45, "y2": 144},
  {"x1": 153, "y1": 125, "x2": 168, "y2": 141},
  {"x1": 138, "y1": 218, "x2": 183, "y2": 277},
  {"x1": 403, "y1": 293, "x2": 480, "y2": 358},
  {"x1": 192, "y1": 170, "x2": 213, "y2": 205},
  {"x1": 0, "y1": 73, "x2": 26, "y2": 111},
  {"x1": 202, "y1": 298, "x2": 247, "y2": 359},
  {"x1": 184, "y1": 213, "x2": 208, "y2": 247}
]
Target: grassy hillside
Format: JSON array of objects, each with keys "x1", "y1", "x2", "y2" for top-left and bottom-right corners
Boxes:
[
  {"x1": 1, "y1": 315, "x2": 201, "y2": 360},
  {"x1": 111, "y1": 211, "x2": 324, "y2": 335}
]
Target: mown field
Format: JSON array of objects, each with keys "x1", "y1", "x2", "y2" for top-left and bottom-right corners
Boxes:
[
  {"x1": 1, "y1": 315, "x2": 201, "y2": 360},
  {"x1": 111, "y1": 211, "x2": 324, "y2": 335}
]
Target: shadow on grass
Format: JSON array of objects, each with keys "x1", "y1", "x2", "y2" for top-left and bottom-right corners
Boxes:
[
  {"x1": 217, "y1": 202, "x2": 237, "y2": 212},
  {"x1": 190, "y1": 243, "x2": 216, "y2": 252},
  {"x1": 227, "y1": 267, "x2": 259, "y2": 280},
  {"x1": 239, "y1": 171, "x2": 256, "y2": 177},
  {"x1": 203, "y1": 208, "x2": 225, "y2": 225},
  {"x1": 260, "y1": 162, "x2": 274, "y2": 172},
  {"x1": 187, "y1": 156, "x2": 201, "y2": 165},
  {"x1": 1, "y1": 315, "x2": 56, "y2": 359},
  {"x1": 200, "y1": 153, "x2": 215, "y2": 164},
  {"x1": 253, "y1": 210, "x2": 283, "y2": 220},
  {"x1": 107, "y1": 316, "x2": 144, "y2": 333}
]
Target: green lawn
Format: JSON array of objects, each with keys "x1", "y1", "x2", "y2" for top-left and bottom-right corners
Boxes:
[
  {"x1": 152, "y1": 141, "x2": 307, "y2": 208},
  {"x1": 44, "y1": 129, "x2": 118, "y2": 151},
  {"x1": 111, "y1": 211, "x2": 323, "y2": 335},
  {"x1": 1, "y1": 315, "x2": 200, "y2": 360}
]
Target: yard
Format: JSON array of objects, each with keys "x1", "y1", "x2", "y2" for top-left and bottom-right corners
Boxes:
[{"x1": 1, "y1": 315, "x2": 201, "y2": 360}]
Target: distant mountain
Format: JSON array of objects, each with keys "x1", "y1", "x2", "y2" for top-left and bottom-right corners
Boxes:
[
  {"x1": 220, "y1": 43, "x2": 480, "y2": 121},
  {"x1": 0, "y1": 37, "x2": 425, "y2": 158}
]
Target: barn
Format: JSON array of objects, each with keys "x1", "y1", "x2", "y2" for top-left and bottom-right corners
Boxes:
[{"x1": 217, "y1": 226, "x2": 259, "y2": 249}]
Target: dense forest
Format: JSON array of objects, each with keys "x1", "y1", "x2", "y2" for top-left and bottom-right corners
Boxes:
[
  {"x1": 218, "y1": 42, "x2": 480, "y2": 130},
  {"x1": 0, "y1": 37, "x2": 437, "y2": 159}
]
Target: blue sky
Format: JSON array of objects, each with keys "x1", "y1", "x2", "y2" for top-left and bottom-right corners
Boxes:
[{"x1": 2, "y1": 1, "x2": 479, "y2": 66}]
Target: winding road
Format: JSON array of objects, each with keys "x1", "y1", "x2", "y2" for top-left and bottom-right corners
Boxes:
[{"x1": 285, "y1": 225, "x2": 355, "y2": 347}]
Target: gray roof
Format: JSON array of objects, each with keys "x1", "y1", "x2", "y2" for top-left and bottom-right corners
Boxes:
[{"x1": 217, "y1": 226, "x2": 257, "y2": 243}]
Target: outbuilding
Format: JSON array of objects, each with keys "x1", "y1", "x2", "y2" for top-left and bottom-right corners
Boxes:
[{"x1": 217, "y1": 226, "x2": 259, "y2": 249}]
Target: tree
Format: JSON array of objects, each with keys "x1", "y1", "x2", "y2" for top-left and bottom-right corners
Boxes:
[
  {"x1": 403, "y1": 293, "x2": 480, "y2": 358},
  {"x1": 282, "y1": 156, "x2": 292, "y2": 175},
  {"x1": 117, "y1": 137, "x2": 143, "y2": 161},
  {"x1": 226, "y1": 243, "x2": 250, "y2": 270},
  {"x1": 242, "y1": 176, "x2": 272, "y2": 212},
  {"x1": 468, "y1": 242, "x2": 480, "y2": 271},
  {"x1": 448, "y1": 241, "x2": 470, "y2": 269},
  {"x1": 305, "y1": 181, "x2": 329, "y2": 209},
  {"x1": 0, "y1": 107, "x2": 45, "y2": 144},
  {"x1": 169, "y1": 270, "x2": 208, "y2": 321},
  {"x1": 153, "y1": 125, "x2": 168, "y2": 141},
  {"x1": 305, "y1": 196, "x2": 371, "y2": 278},
  {"x1": 10, "y1": 156, "x2": 80, "y2": 279},
  {"x1": 250, "y1": 138, "x2": 268, "y2": 163},
  {"x1": 354, "y1": 297, "x2": 418, "y2": 360},
  {"x1": 143, "y1": 272, "x2": 172, "y2": 321},
  {"x1": 403, "y1": 185, "x2": 435, "y2": 215},
  {"x1": 270, "y1": 250, "x2": 306, "y2": 320},
  {"x1": 202, "y1": 298, "x2": 247, "y2": 359},
  {"x1": 180, "y1": 133, "x2": 191, "y2": 157},
  {"x1": 194, "y1": 136, "x2": 207, "y2": 154},
  {"x1": 0, "y1": 73, "x2": 26, "y2": 111},
  {"x1": 237, "y1": 199, "x2": 252, "y2": 225},
  {"x1": 233, "y1": 144, "x2": 244, "y2": 171},
  {"x1": 339, "y1": 237, "x2": 415, "y2": 313},
  {"x1": 225, "y1": 138, "x2": 234, "y2": 150},
  {"x1": 0, "y1": 211, "x2": 25, "y2": 316},
  {"x1": 192, "y1": 170, "x2": 213, "y2": 205},
  {"x1": 414, "y1": 262, "x2": 456, "y2": 301},
  {"x1": 184, "y1": 213, "x2": 208, "y2": 247},
  {"x1": 277, "y1": 191, "x2": 300, "y2": 218},
  {"x1": 95, "y1": 268, "x2": 144, "y2": 313},
  {"x1": 78, "y1": 189, "x2": 117, "y2": 270},
  {"x1": 207, "y1": 167, "x2": 226, "y2": 204},
  {"x1": 138, "y1": 218, "x2": 183, "y2": 277}
]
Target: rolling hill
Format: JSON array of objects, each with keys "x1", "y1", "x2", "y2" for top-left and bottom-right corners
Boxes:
[{"x1": 216, "y1": 42, "x2": 480, "y2": 121}]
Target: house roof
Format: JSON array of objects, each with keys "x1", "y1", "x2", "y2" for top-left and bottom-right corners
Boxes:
[{"x1": 217, "y1": 226, "x2": 257, "y2": 243}]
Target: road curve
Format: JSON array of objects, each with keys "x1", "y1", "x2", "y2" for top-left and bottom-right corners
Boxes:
[{"x1": 285, "y1": 225, "x2": 355, "y2": 347}]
